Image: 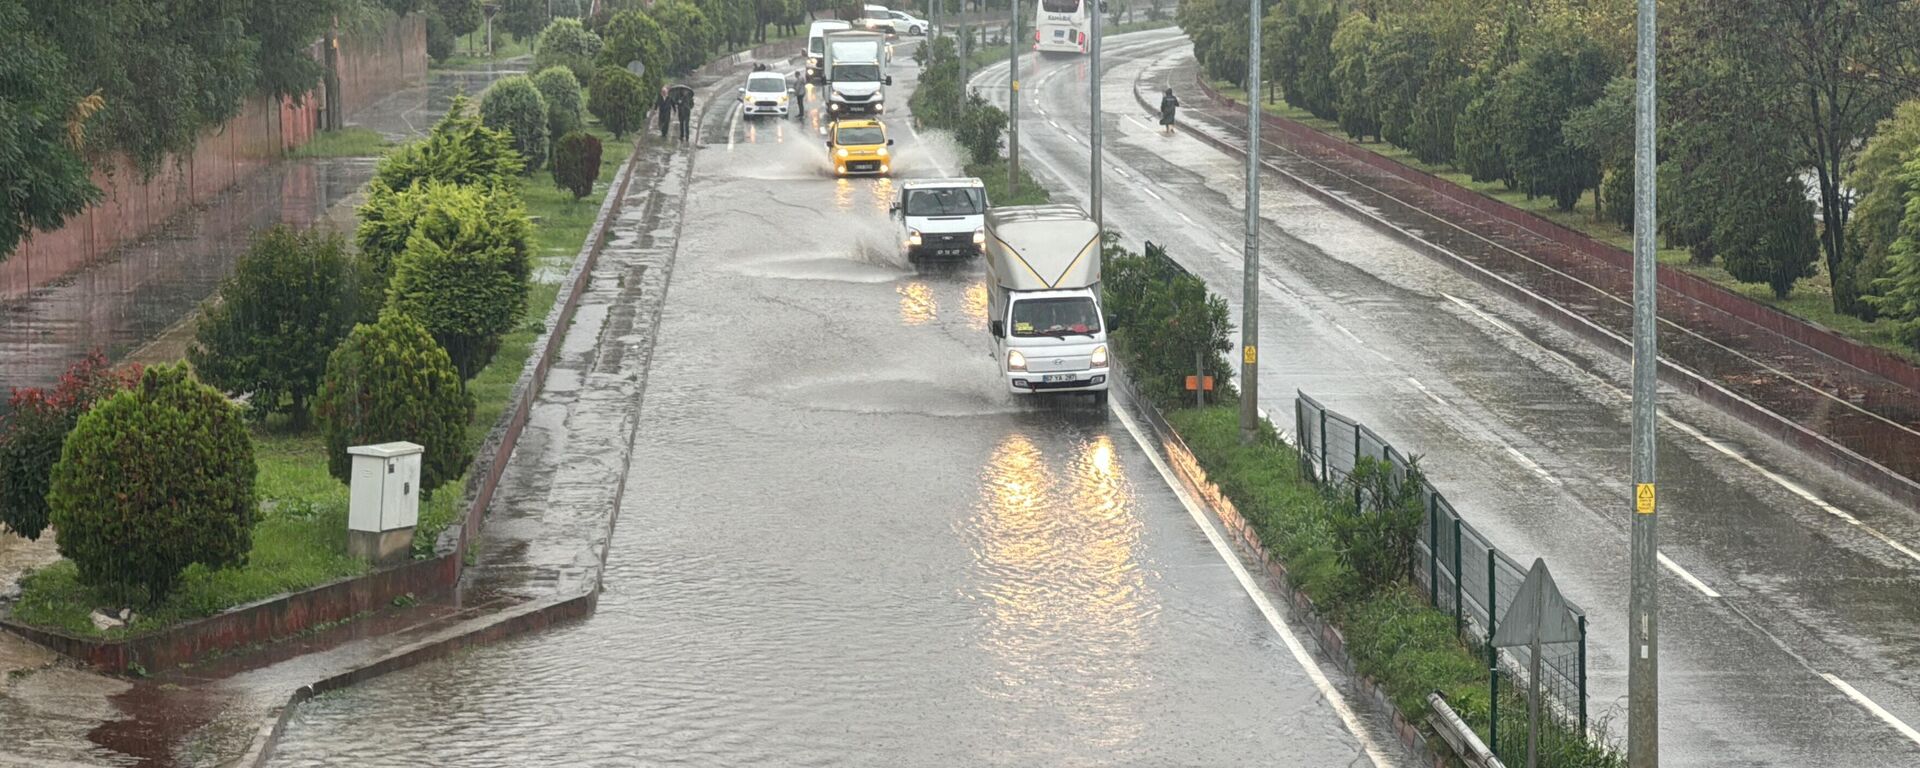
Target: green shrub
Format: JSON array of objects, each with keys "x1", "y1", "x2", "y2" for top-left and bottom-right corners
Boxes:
[
  {"x1": 534, "y1": 18, "x2": 603, "y2": 83},
  {"x1": 480, "y1": 75, "x2": 550, "y2": 172},
  {"x1": 387, "y1": 183, "x2": 534, "y2": 379},
  {"x1": 595, "y1": 10, "x2": 668, "y2": 102},
  {"x1": 0, "y1": 353, "x2": 141, "y2": 541},
  {"x1": 955, "y1": 92, "x2": 1008, "y2": 166},
  {"x1": 1335, "y1": 456, "x2": 1426, "y2": 598},
  {"x1": 652, "y1": 0, "x2": 712, "y2": 75},
  {"x1": 356, "y1": 181, "x2": 432, "y2": 288},
  {"x1": 552, "y1": 131, "x2": 603, "y2": 200},
  {"x1": 425, "y1": 10, "x2": 455, "y2": 63},
  {"x1": 533, "y1": 66, "x2": 586, "y2": 145},
  {"x1": 434, "y1": 0, "x2": 482, "y2": 39},
  {"x1": 1100, "y1": 242, "x2": 1237, "y2": 410},
  {"x1": 588, "y1": 65, "x2": 649, "y2": 139},
  {"x1": 188, "y1": 226, "x2": 368, "y2": 426},
  {"x1": 48, "y1": 364, "x2": 257, "y2": 604},
  {"x1": 315, "y1": 312, "x2": 474, "y2": 497},
  {"x1": 373, "y1": 95, "x2": 523, "y2": 193}
]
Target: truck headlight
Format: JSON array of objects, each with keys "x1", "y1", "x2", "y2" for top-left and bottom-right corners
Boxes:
[
  {"x1": 907, "y1": 229, "x2": 922, "y2": 245},
  {"x1": 1008, "y1": 350, "x2": 1027, "y2": 371},
  {"x1": 972, "y1": 228, "x2": 986, "y2": 244},
  {"x1": 1091, "y1": 345, "x2": 1108, "y2": 367},
  {"x1": 836, "y1": 148, "x2": 849, "y2": 158}
]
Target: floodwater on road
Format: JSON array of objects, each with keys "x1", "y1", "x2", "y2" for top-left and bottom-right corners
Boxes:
[
  {"x1": 267, "y1": 52, "x2": 1398, "y2": 767},
  {"x1": 0, "y1": 63, "x2": 522, "y2": 403}
]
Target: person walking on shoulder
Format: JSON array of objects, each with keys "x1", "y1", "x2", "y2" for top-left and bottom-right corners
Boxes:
[
  {"x1": 656, "y1": 87, "x2": 673, "y2": 139},
  {"x1": 675, "y1": 91, "x2": 694, "y2": 142},
  {"x1": 1159, "y1": 88, "x2": 1179, "y2": 135}
]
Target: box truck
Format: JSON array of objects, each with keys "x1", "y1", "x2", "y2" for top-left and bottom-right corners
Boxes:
[
  {"x1": 822, "y1": 29, "x2": 890, "y2": 116},
  {"x1": 983, "y1": 204, "x2": 1110, "y2": 405}
]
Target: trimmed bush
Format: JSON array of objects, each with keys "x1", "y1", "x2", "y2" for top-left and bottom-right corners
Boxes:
[
  {"x1": 356, "y1": 181, "x2": 433, "y2": 287},
  {"x1": 48, "y1": 364, "x2": 257, "y2": 604},
  {"x1": 315, "y1": 312, "x2": 474, "y2": 497},
  {"x1": 533, "y1": 67, "x2": 586, "y2": 145},
  {"x1": 188, "y1": 226, "x2": 367, "y2": 426},
  {"x1": 480, "y1": 75, "x2": 550, "y2": 173},
  {"x1": 0, "y1": 353, "x2": 141, "y2": 541},
  {"x1": 588, "y1": 65, "x2": 649, "y2": 139},
  {"x1": 373, "y1": 95, "x2": 523, "y2": 193},
  {"x1": 955, "y1": 92, "x2": 1008, "y2": 166},
  {"x1": 595, "y1": 9, "x2": 668, "y2": 101},
  {"x1": 651, "y1": 0, "x2": 712, "y2": 75},
  {"x1": 387, "y1": 183, "x2": 534, "y2": 380},
  {"x1": 534, "y1": 18, "x2": 604, "y2": 83},
  {"x1": 552, "y1": 131, "x2": 603, "y2": 200}
]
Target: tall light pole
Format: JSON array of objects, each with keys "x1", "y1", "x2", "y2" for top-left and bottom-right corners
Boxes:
[
  {"x1": 1089, "y1": 0, "x2": 1102, "y2": 230},
  {"x1": 1239, "y1": 0, "x2": 1261, "y2": 443},
  {"x1": 1007, "y1": 0, "x2": 1021, "y2": 194},
  {"x1": 1627, "y1": 0, "x2": 1660, "y2": 758}
]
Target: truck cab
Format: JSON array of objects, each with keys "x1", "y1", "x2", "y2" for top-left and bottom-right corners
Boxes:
[
  {"x1": 823, "y1": 29, "x2": 891, "y2": 116},
  {"x1": 891, "y1": 178, "x2": 987, "y2": 263},
  {"x1": 826, "y1": 119, "x2": 893, "y2": 176},
  {"x1": 806, "y1": 20, "x2": 853, "y2": 82},
  {"x1": 984, "y1": 205, "x2": 1110, "y2": 405}
]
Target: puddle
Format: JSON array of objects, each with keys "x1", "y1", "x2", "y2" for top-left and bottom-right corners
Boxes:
[{"x1": 772, "y1": 372, "x2": 1019, "y2": 418}]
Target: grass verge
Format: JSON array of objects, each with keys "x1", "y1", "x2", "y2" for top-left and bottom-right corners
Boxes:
[
  {"x1": 288, "y1": 127, "x2": 391, "y2": 158},
  {"x1": 969, "y1": 158, "x2": 1050, "y2": 207},
  {"x1": 434, "y1": 31, "x2": 534, "y2": 69},
  {"x1": 1207, "y1": 80, "x2": 1919, "y2": 365},
  {"x1": 1165, "y1": 406, "x2": 1619, "y2": 766},
  {"x1": 10, "y1": 93, "x2": 642, "y2": 640}
]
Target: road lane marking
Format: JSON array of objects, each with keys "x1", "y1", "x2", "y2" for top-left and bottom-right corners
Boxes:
[
  {"x1": 1406, "y1": 377, "x2": 1447, "y2": 406},
  {"x1": 1500, "y1": 445, "x2": 1561, "y2": 485},
  {"x1": 1822, "y1": 674, "x2": 1920, "y2": 747},
  {"x1": 1127, "y1": 116, "x2": 1152, "y2": 130},
  {"x1": 1112, "y1": 404, "x2": 1395, "y2": 767},
  {"x1": 727, "y1": 104, "x2": 743, "y2": 150},
  {"x1": 1048, "y1": 119, "x2": 1061, "y2": 129},
  {"x1": 1177, "y1": 211, "x2": 1193, "y2": 225},
  {"x1": 1441, "y1": 292, "x2": 1525, "y2": 339},
  {"x1": 1142, "y1": 187, "x2": 1163, "y2": 201},
  {"x1": 1657, "y1": 552, "x2": 1721, "y2": 598}
]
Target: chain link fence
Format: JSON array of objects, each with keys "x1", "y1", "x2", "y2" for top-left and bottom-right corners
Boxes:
[{"x1": 1296, "y1": 391, "x2": 1590, "y2": 742}]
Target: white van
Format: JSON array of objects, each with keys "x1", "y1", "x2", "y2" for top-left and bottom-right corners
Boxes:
[
  {"x1": 858, "y1": 4, "x2": 897, "y2": 34},
  {"x1": 891, "y1": 178, "x2": 987, "y2": 264},
  {"x1": 805, "y1": 19, "x2": 853, "y2": 82}
]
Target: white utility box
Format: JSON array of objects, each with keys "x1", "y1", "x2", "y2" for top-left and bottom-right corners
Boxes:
[{"x1": 347, "y1": 441, "x2": 423, "y2": 565}]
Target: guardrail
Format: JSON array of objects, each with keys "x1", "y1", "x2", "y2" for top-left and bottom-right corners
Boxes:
[{"x1": 1429, "y1": 692, "x2": 1507, "y2": 768}]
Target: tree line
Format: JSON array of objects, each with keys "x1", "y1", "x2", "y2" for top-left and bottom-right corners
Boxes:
[{"x1": 1179, "y1": 0, "x2": 1920, "y2": 350}]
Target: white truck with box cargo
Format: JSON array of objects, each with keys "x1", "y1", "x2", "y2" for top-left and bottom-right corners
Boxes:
[
  {"x1": 984, "y1": 204, "x2": 1110, "y2": 405},
  {"x1": 805, "y1": 20, "x2": 853, "y2": 82},
  {"x1": 822, "y1": 29, "x2": 890, "y2": 116}
]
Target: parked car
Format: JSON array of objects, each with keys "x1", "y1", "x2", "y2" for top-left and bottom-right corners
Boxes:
[{"x1": 889, "y1": 9, "x2": 929, "y2": 35}]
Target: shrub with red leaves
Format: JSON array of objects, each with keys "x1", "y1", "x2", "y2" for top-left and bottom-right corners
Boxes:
[{"x1": 0, "y1": 352, "x2": 142, "y2": 540}]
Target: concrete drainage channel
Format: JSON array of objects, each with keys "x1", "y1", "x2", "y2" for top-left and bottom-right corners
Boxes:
[{"x1": 228, "y1": 44, "x2": 794, "y2": 768}]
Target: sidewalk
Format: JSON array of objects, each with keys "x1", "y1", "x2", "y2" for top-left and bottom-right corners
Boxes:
[{"x1": 1150, "y1": 52, "x2": 1920, "y2": 506}]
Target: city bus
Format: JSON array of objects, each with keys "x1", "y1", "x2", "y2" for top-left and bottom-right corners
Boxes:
[{"x1": 1034, "y1": 0, "x2": 1090, "y2": 54}]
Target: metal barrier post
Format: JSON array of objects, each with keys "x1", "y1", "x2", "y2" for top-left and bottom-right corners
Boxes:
[
  {"x1": 1353, "y1": 424, "x2": 1364, "y2": 510},
  {"x1": 1296, "y1": 398, "x2": 1306, "y2": 479},
  {"x1": 1428, "y1": 491, "x2": 1439, "y2": 607},
  {"x1": 1453, "y1": 519, "x2": 1464, "y2": 636},
  {"x1": 1318, "y1": 408, "x2": 1329, "y2": 484},
  {"x1": 1488, "y1": 547, "x2": 1500, "y2": 757},
  {"x1": 1579, "y1": 614, "x2": 1590, "y2": 732}
]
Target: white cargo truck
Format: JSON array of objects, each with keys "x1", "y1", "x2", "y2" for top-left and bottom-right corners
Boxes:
[
  {"x1": 984, "y1": 204, "x2": 1110, "y2": 405},
  {"x1": 822, "y1": 29, "x2": 890, "y2": 116}
]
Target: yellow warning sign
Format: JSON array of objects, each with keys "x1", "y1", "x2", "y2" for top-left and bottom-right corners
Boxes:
[
  {"x1": 1243, "y1": 345, "x2": 1257, "y2": 365},
  {"x1": 1635, "y1": 483, "x2": 1656, "y2": 514},
  {"x1": 1012, "y1": 80, "x2": 1021, "y2": 91}
]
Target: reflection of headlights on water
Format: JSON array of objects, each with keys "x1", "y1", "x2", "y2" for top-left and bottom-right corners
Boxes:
[
  {"x1": 907, "y1": 229, "x2": 922, "y2": 245},
  {"x1": 1090, "y1": 345, "x2": 1108, "y2": 367},
  {"x1": 836, "y1": 148, "x2": 849, "y2": 158},
  {"x1": 1007, "y1": 350, "x2": 1027, "y2": 371}
]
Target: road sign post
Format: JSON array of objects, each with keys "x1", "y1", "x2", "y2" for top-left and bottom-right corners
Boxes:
[{"x1": 1494, "y1": 558, "x2": 1582, "y2": 768}]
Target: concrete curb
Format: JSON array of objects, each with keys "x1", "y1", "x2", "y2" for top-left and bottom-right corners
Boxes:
[
  {"x1": 1136, "y1": 65, "x2": 1920, "y2": 510},
  {"x1": 1114, "y1": 373, "x2": 1450, "y2": 768}
]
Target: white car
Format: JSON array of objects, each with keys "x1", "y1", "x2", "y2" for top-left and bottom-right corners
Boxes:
[
  {"x1": 858, "y1": 4, "x2": 897, "y2": 34},
  {"x1": 738, "y1": 71, "x2": 792, "y2": 117},
  {"x1": 888, "y1": 10, "x2": 929, "y2": 35}
]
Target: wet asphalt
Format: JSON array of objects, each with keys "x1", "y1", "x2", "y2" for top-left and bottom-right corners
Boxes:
[
  {"x1": 970, "y1": 29, "x2": 1920, "y2": 765},
  {"x1": 265, "y1": 48, "x2": 1402, "y2": 766}
]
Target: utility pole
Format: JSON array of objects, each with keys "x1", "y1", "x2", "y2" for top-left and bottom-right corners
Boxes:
[
  {"x1": 1628, "y1": 0, "x2": 1660, "y2": 759},
  {"x1": 1238, "y1": 0, "x2": 1261, "y2": 443},
  {"x1": 1089, "y1": 0, "x2": 1102, "y2": 230},
  {"x1": 1007, "y1": 0, "x2": 1021, "y2": 195}
]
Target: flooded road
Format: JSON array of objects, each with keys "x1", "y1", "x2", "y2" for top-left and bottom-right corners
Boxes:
[
  {"x1": 267, "y1": 51, "x2": 1400, "y2": 766},
  {"x1": 975, "y1": 30, "x2": 1920, "y2": 764},
  {"x1": 0, "y1": 63, "x2": 523, "y2": 401}
]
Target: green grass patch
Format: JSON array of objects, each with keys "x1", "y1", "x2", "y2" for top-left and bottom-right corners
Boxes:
[
  {"x1": 969, "y1": 158, "x2": 1050, "y2": 206},
  {"x1": 1207, "y1": 79, "x2": 1920, "y2": 365},
  {"x1": 288, "y1": 127, "x2": 391, "y2": 158},
  {"x1": 1164, "y1": 405, "x2": 1620, "y2": 766},
  {"x1": 435, "y1": 31, "x2": 534, "y2": 70}
]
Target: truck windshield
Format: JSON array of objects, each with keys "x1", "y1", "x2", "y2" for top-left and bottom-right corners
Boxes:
[
  {"x1": 836, "y1": 126, "x2": 885, "y2": 145},
  {"x1": 905, "y1": 188, "x2": 984, "y2": 216},
  {"x1": 833, "y1": 63, "x2": 881, "y2": 82},
  {"x1": 810, "y1": 37, "x2": 824, "y2": 55},
  {"x1": 1010, "y1": 297, "x2": 1100, "y2": 338}
]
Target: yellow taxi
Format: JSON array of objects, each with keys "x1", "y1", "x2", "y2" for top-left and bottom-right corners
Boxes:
[{"x1": 826, "y1": 119, "x2": 893, "y2": 176}]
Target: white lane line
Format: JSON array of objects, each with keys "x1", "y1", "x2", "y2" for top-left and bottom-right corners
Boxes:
[
  {"x1": 1142, "y1": 187, "x2": 1163, "y2": 201},
  {"x1": 1127, "y1": 116, "x2": 1152, "y2": 130},
  {"x1": 1115, "y1": 167, "x2": 1133, "y2": 179},
  {"x1": 1176, "y1": 211, "x2": 1194, "y2": 225},
  {"x1": 1441, "y1": 292, "x2": 1525, "y2": 340},
  {"x1": 1501, "y1": 445, "x2": 1561, "y2": 485},
  {"x1": 1112, "y1": 404, "x2": 1394, "y2": 767},
  {"x1": 1048, "y1": 119, "x2": 1061, "y2": 129},
  {"x1": 1822, "y1": 674, "x2": 1920, "y2": 747},
  {"x1": 726, "y1": 104, "x2": 743, "y2": 150},
  {"x1": 1215, "y1": 238, "x2": 1236, "y2": 254},
  {"x1": 1657, "y1": 552, "x2": 1722, "y2": 598},
  {"x1": 1407, "y1": 377, "x2": 1447, "y2": 406}
]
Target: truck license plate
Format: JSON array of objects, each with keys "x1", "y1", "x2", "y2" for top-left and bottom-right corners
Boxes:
[{"x1": 1042, "y1": 374, "x2": 1074, "y2": 383}]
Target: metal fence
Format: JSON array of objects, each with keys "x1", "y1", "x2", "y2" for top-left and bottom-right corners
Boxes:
[{"x1": 1296, "y1": 392, "x2": 1589, "y2": 739}]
